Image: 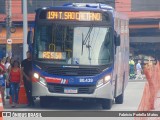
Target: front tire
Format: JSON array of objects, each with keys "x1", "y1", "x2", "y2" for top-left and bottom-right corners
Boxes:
[
  {"x1": 115, "y1": 93, "x2": 123, "y2": 104},
  {"x1": 40, "y1": 96, "x2": 51, "y2": 108},
  {"x1": 101, "y1": 99, "x2": 112, "y2": 109}
]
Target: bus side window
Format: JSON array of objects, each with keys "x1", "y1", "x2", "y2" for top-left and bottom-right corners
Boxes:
[{"x1": 114, "y1": 31, "x2": 120, "y2": 54}]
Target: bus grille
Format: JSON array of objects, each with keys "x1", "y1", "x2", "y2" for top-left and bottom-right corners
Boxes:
[
  {"x1": 47, "y1": 84, "x2": 96, "y2": 94},
  {"x1": 42, "y1": 67, "x2": 101, "y2": 76}
]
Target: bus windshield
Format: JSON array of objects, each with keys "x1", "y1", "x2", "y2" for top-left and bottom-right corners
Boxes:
[{"x1": 33, "y1": 24, "x2": 113, "y2": 65}]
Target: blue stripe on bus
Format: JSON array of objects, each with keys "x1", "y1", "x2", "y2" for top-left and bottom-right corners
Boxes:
[{"x1": 33, "y1": 64, "x2": 113, "y2": 85}]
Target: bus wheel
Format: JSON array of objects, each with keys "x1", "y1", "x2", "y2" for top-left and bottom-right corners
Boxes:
[
  {"x1": 40, "y1": 96, "x2": 51, "y2": 108},
  {"x1": 101, "y1": 99, "x2": 112, "y2": 109},
  {"x1": 115, "y1": 93, "x2": 123, "y2": 104}
]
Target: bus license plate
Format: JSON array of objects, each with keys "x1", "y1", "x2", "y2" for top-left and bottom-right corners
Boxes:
[{"x1": 64, "y1": 88, "x2": 78, "y2": 94}]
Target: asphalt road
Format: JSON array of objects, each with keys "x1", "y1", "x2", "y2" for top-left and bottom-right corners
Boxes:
[{"x1": 4, "y1": 80, "x2": 145, "y2": 111}]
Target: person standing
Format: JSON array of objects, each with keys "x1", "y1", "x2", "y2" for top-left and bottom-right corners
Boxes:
[
  {"x1": 7, "y1": 60, "x2": 22, "y2": 107},
  {"x1": 0, "y1": 59, "x2": 6, "y2": 105},
  {"x1": 21, "y1": 51, "x2": 35, "y2": 106},
  {"x1": 5, "y1": 57, "x2": 11, "y2": 99},
  {"x1": 135, "y1": 60, "x2": 143, "y2": 80},
  {"x1": 129, "y1": 57, "x2": 135, "y2": 79},
  {"x1": 5, "y1": 57, "x2": 11, "y2": 70},
  {"x1": 2, "y1": 57, "x2": 6, "y2": 66}
]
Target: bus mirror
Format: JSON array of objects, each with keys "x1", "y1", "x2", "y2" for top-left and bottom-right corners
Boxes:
[
  {"x1": 115, "y1": 35, "x2": 120, "y2": 46},
  {"x1": 27, "y1": 31, "x2": 33, "y2": 45}
]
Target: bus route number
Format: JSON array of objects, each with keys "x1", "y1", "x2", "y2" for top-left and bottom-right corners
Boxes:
[{"x1": 47, "y1": 11, "x2": 102, "y2": 21}]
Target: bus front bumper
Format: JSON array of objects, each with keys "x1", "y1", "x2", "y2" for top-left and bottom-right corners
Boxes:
[{"x1": 32, "y1": 82, "x2": 113, "y2": 99}]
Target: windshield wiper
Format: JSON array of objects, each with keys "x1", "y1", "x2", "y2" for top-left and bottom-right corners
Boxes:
[
  {"x1": 86, "y1": 40, "x2": 92, "y2": 64},
  {"x1": 81, "y1": 25, "x2": 93, "y2": 55}
]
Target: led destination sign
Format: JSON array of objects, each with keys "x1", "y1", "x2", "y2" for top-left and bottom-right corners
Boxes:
[
  {"x1": 47, "y1": 11, "x2": 102, "y2": 21},
  {"x1": 39, "y1": 51, "x2": 66, "y2": 60}
]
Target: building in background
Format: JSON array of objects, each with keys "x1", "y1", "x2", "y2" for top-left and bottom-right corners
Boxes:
[{"x1": 116, "y1": 0, "x2": 160, "y2": 58}]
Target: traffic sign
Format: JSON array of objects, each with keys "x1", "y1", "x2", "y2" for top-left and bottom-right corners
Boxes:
[{"x1": 7, "y1": 39, "x2": 12, "y2": 44}]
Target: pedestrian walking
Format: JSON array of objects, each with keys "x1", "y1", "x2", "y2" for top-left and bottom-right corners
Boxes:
[
  {"x1": 0, "y1": 59, "x2": 6, "y2": 105},
  {"x1": 135, "y1": 60, "x2": 143, "y2": 80},
  {"x1": 7, "y1": 60, "x2": 22, "y2": 107},
  {"x1": 21, "y1": 51, "x2": 35, "y2": 107}
]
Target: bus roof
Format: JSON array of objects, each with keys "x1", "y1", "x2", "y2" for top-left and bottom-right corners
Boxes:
[
  {"x1": 37, "y1": 3, "x2": 114, "y2": 12},
  {"x1": 63, "y1": 3, "x2": 114, "y2": 10}
]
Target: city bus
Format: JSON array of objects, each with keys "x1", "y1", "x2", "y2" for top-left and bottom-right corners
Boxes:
[{"x1": 28, "y1": 3, "x2": 129, "y2": 109}]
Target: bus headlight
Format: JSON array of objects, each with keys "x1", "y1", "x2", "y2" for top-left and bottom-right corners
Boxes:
[
  {"x1": 104, "y1": 75, "x2": 111, "y2": 83},
  {"x1": 33, "y1": 73, "x2": 46, "y2": 86},
  {"x1": 33, "y1": 73, "x2": 39, "y2": 79},
  {"x1": 39, "y1": 77, "x2": 46, "y2": 86},
  {"x1": 96, "y1": 75, "x2": 111, "y2": 88}
]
